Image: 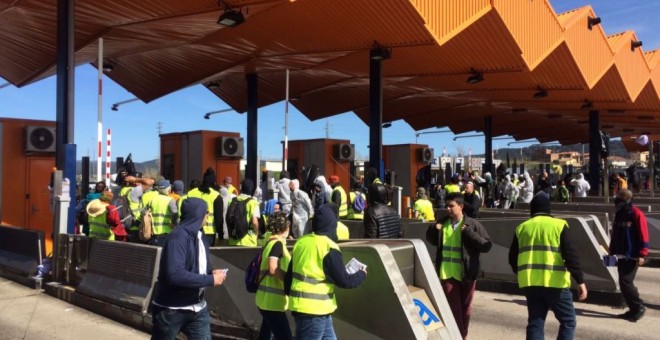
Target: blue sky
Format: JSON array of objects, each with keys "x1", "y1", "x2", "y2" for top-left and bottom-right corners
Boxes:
[{"x1": 1, "y1": 0, "x2": 659, "y2": 163}]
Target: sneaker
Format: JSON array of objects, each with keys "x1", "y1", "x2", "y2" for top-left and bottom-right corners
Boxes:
[{"x1": 628, "y1": 306, "x2": 646, "y2": 322}]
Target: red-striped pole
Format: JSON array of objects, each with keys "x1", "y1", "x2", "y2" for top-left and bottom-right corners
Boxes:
[
  {"x1": 105, "y1": 128, "x2": 111, "y2": 186},
  {"x1": 97, "y1": 37, "x2": 104, "y2": 182}
]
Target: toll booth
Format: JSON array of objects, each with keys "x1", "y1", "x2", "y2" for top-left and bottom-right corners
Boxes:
[
  {"x1": 160, "y1": 130, "x2": 242, "y2": 190},
  {"x1": 287, "y1": 138, "x2": 352, "y2": 191},
  {"x1": 383, "y1": 144, "x2": 433, "y2": 196},
  {"x1": 0, "y1": 118, "x2": 55, "y2": 254}
]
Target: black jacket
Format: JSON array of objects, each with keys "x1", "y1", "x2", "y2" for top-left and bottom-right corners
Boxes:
[
  {"x1": 463, "y1": 192, "x2": 481, "y2": 218},
  {"x1": 364, "y1": 183, "x2": 401, "y2": 239},
  {"x1": 426, "y1": 215, "x2": 492, "y2": 282}
]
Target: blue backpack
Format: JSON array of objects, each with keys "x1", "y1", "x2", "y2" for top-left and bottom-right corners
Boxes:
[
  {"x1": 245, "y1": 251, "x2": 265, "y2": 293},
  {"x1": 352, "y1": 192, "x2": 366, "y2": 213}
]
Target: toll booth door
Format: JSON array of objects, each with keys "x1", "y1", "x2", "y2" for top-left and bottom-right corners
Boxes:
[{"x1": 27, "y1": 157, "x2": 55, "y2": 255}]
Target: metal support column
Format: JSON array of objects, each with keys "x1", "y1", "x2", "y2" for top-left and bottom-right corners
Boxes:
[
  {"x1": 650, "y1": 141, "x2": 655, "y2": 197},
  {"x1": 484, "y1": 116, "x2": 493, "y2": 175},
  {"x1": 588, "y1": 110, "x2": 601, "y2": 196},
  {"x1": 246, "y1": 74, "x2": 258, "y2": 188},
  {"x1": 55, "y1": 0, "x2": 77, "y2": 237},
  {"x1": 369, "y1": 47, "x2": 390, "y2": 181}
]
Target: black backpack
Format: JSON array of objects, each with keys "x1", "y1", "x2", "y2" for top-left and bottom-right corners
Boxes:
[{"x1": 227, "y1": 197, "x2": 252, "y2": 240}]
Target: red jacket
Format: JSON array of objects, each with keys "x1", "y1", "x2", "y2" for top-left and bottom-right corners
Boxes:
[{"x1": 610, "y1": 205, "x2": 649, "y2": 258}]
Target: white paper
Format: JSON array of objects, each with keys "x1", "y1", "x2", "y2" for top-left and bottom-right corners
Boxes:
[{"x1": 345, "y1": 257, "x2": 367, "y2": 274}]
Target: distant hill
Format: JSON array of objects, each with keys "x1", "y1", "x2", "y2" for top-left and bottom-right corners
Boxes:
[
  {"x1": 474, "y1": 140, "x2": 628, "y2": 159},
  {"x1": 76, "y1": 159, "x2": 159, "y2": 176}
]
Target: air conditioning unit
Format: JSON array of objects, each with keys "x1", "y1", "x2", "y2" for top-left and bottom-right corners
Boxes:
[
  {"x1": 25, "y1": 126, "x2": 56, "y2": 153},
  {"x1": 419, "y1": 147, "x2": 434, "y2": 163},
  {"x1": 216, "y1": 136, "x2": 244, "y2": 158},
  {"x1": 334, "y1": 143, "x2": 355, "y2": 161}
]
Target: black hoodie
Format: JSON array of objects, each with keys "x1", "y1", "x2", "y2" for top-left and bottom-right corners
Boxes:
[{"x1": 285, "y1": 203, "x2": 366, "y2": 296}]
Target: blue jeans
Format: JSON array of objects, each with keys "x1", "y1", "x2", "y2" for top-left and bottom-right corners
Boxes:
[
  {"x1": 151, "y1": 305, "x2": 211, "y2": 340},
  {"x1": 293, "y1": 313, "x2": 336, "y2": 340},
  {"x1": 258, "y1": 309, "x2": 292, "y2": 340},
  {"x1": 524, "y1": 287, "x2": 576, "y2": 340}
]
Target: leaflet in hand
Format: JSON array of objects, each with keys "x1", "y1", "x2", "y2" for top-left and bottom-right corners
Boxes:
[{"x1": 345, "y1": 257, "x2": 367, "y2": 274}]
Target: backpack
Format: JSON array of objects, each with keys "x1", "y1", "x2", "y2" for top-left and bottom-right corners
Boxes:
[
  {"x1": 245, "y1": 251, "x2": 265, "y2": 293},
  {"x1": 352, "y1": 192, "x2": 366, "y2": 213},
  {"x1": 111, "y1": 195, "x2": 134, "y2": 230},
  {"x1": 227, "y1": 197, "x2": 252, "y2": 240},
  {"x1": 140, "y1": 207, "x2": 153, "y2": 241}
]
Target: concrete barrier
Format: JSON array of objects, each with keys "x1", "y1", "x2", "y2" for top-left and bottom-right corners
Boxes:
[
  {"x1": 76, "y1": 240, "x2": 162, "y2": 314},
  {"x1": 0, "y1": 225, "x2": 45, "y2": 287},
  {"x1": 516, "y1": 202, "x2": 651, "y2": 213},
  {"x1": 207, "y1": 240, "x2": 462, "y2": 339}
]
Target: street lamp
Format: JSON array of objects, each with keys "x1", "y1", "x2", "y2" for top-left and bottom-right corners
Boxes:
[
  {"x1": 110, "y1": 97, "x2": 140, "y2": 111},
  {"x1": 203, "y1": 108, "x2": 235, "y2": 119},
  {"x1": 415, "y1": 129, "x2": 452, "y2": 143}
]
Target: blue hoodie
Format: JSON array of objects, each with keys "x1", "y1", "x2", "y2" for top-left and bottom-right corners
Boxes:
[{"x1": 153, "y1": 197, "x2": 215, "y2": 307}]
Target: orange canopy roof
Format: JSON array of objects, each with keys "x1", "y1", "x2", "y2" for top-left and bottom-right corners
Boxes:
[{"x1": 1, "y1": 0, "x2": 659, "y2": 144}]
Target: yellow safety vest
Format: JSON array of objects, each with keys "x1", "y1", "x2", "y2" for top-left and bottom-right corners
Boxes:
[
  {"x1": 444, "y1": 184, "x2": 461, "y2": 194},
  {"x1": 88, "y1": 210, "x2": 114, "y2": 241},
  {"x1": 227, "y1": 195, "x2": 259, "y2": 247},
  {"x1": 180, "y1": 188, "x2": 220, "y2": 235},
  {"x1": 149, "y1": 194, "x2": 174, "y2": 235},
  {"x1": 256, "y1": 238, "x2": 291, "y2": 311},
  {"x1": 121, "y1": 186, "x2": 141, "y2": 230},
  {"x1": 347, "y1": 191, "x2": 365, "y2": 220},
  {"x1": 439, "y1": 218, "x2": 463, "y2": 281},
  {"x1": 332, "y1": 185, "x2": 348, "y2": 218},
  {"x1": 289, "y1": 234, "x2": 339, "y2": 315},
  {"x1": 337, "y1": 221, "x2": 350, "y2": 240},
  {"x1": 515, "y1": 216, "x2": 571, "y2": 289},
  {"x1": 413, "y1": 198, "x2": 435, "y2": 222}
]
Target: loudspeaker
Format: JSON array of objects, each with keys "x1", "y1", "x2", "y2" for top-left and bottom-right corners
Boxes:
[
  {"x1": 418, "y1": 148, "x2": 434, "y2": 162},
  {"x1": 334, "y1": 143, "x2": 355, "y2": 161},
  {"x1": 216, "y1": 137, "x2": 244, "y2": 158},
  {"x1": 25, "y1": 126, "x2": 56, "y2": 153}
]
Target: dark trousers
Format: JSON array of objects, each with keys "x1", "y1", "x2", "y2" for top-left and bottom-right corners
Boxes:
[
  {"x1": 293, "y1": 313, "x2": 336, "y2": 340},
  {"x1": 523, "y1": 287, "x2": 576, "y2": 340},
  {"x1": 618, "y1": 258, "x2": 644, "y2": 312},
  {"x1": 441, "y1": 278, "x2": 476, "y2": 339},
  {"x1": 258, "y1": 309, "x2": 292, "y2": 340},
  {"x1": 151, "y1": 305, "x2": 211, "y2": 340}
]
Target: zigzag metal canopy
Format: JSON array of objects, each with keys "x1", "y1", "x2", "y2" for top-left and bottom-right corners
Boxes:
[{"x1": 1, "y1": 0, "x2": 659, "y2": 144}]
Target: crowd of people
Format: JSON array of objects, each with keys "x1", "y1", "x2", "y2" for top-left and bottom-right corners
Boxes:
[{"x1": 71, "y1": 164, "x2": 649, "y2": 340}]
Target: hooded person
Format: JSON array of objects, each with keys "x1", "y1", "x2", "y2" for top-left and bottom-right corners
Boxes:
[
  {"x1": 289, "y1": 179, "x2": 314, "y2": 238},
  {"x1": 364, "y1": 182, "x2": 401, "y2": 239},
  {"x1": 227, "y1": 179, "x2": 261, "y2": 247},
  {"x1": 508, "y1": 192, "x2": 587, "y2": 339},
  {"x1": 218, "y1": 187, "x2": 233, "y2": 242},
  {"x1": 570, "y1": 173, "x2": 591, "y2": 198},
  {"x1": 151, "y1": 197, "x2": 227, "y2": 339},
  {"x1": 519, "y1": 171, "x2": 535, "y2": 203},
  {"x1": 477, "y1": 172, "x2": 497, "y2": 208},
  {"x1": 169, "y1": 180, "x2": 184, "y2": 202},
  {"x1": 285, "y1": 203, "x2": 367, "y2": 339},
  {"x1": 275, "y1": 171, "x2": 292, "y2": 215},
  {"x1": 312, "y1": 175, "x2": 331, "y2": 210},
  {"x1": 178, "y1": 167, "x2": 223, "y2": 247}
]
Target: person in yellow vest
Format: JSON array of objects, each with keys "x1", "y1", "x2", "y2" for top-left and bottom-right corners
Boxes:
[
  {"x1": 227, "y1": 179, "x2": 261, "y2": 247},
  {"x1": 255, "y1": 211, "x2": 292, "y2": 340},
  {"x1": 118, "y1": 172, "x2": 154, "y2": 243},
  {"x1": 444, "y1": 173, "x2": 461, "y2": 194},
  {"x1": 223, "y1": 176, "x2": 239, "y2": 196},
  {"x1": 86, "y1": 192, "x2": 126, "y2": 241},
  {"x1": 179, "y1": 168, "x2": 223, "y2": 248},
  {"x1": 347, "y1": 182, "x2": 366, "y2": 221},
  {"x1": 413, "y1": 187, "x2": 435, "y2": 222},
  {"x1": 146, "y1": 180, "x2": 179, "y2": 246},
  {"x1": 508, "y1": 193, "x2": 587, "y2": 340},
  {"x1": 285, "y1": 203, "x2": 366, "y2": 338},
  {"x1": 426, "y1": 192, "x2": 491, "y2": 339},
  {"x1": 329, "y1": 175, "x2": 349, "y2": 219}
]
